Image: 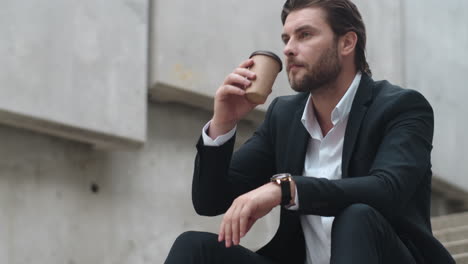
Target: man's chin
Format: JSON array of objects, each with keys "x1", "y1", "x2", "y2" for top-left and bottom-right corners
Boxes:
[
  {"x1": 289, "y1": 76, "x2": 310, "y2": 93},
  {"x1": 290, "y1": 81, "x2": 311, "y2": 93},
  {"x1": 288, "y1": 75, "x2": 304, "y2": 88},
  {"x1": 291, "y1": 85, "x2": 312, "y2": 93},
  {"x1": 290, "y1": 78, "x2": 325, "y2": 93}
]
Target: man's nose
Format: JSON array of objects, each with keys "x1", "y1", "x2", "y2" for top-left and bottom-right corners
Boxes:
[{"x1": 283, "y1": 40, "x2": 297, "y2": 57}]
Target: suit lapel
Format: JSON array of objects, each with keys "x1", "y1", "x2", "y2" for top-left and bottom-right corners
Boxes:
[
  {"x1": 342, "y1": 74, "x2": 374, "y2": 178},
  {"x1": 285, "y1": 95, "x2": 309, "y2": 176}
]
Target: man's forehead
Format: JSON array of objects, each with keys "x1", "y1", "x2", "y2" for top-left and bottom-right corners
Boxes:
[{"x1": 282, "y1": 7, "x2": 328, "y2": 34}]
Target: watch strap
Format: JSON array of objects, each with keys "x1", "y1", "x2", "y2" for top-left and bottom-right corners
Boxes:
[
  {"x1": 271, "y1": 173, "x2": 292, "y2": 207},
  {"x1": 280, "y1": 179, "x2": 291, "y2": 206}
]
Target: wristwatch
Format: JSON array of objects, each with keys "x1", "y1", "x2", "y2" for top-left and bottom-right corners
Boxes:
[{"x1": 270, "y1": 173, "x2": 294, "y2": 207}]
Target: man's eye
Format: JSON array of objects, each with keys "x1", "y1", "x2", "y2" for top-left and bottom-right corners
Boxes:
[{"x1": 300, "y1": 32, "x2": 311, "y2": 38}]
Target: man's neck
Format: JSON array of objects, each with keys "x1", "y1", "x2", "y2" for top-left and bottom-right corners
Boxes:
[{"x1": 311, "y1": 69, "x2": 358, "y2": 136}]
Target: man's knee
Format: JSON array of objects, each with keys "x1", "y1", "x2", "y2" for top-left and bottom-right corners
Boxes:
[
  {"x1": 337, "y1": 203, "x2": 378, "y2": 220},
  {"x1": 173, "y1": 231, "x2": 218, "y2": 249},
  {"x1": 333, "y1": 203, "x2": 381, "y2": 231},
  {"x1": 165, "y1": 231, "x2": 219, "y2": 263}
]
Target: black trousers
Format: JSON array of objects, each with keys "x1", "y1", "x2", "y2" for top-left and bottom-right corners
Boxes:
[{"x1": 164, "y1": 204, "x2": 416, "y2": 264}]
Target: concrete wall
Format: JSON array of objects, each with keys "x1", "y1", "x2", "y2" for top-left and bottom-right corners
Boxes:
[
  {"x1": 0, "y1": 0, "x2": 467, "y2": 263},
  {"x1": 149, "y1": 0, "x2": 288, "y2": 122},
  {"x1": 0, "y1": 0, "x2": 148, "y2": 149},
  {"x1": 150, "y1": 0, "x2": 468, "y2": 193},
  {"x1": 403, "y1": 0, "x2": 468, "y2": 191},
  {"x1": 0, "y1": 102, "x2": 279, "y2": 263},
  {"x1": 149, "y1": 0, "x2": 404, "y2": 120},
  {"x1": 353, "y1": 0, "x2": 404, "y2": 84}
]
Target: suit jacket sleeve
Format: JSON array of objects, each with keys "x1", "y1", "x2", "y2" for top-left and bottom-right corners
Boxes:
[
  {"x1": 192, "y1": 98, "x2": 279, "y2": 216},
  {"x1": 294, "y1": 89, "x2": 434, "y2": 218}
]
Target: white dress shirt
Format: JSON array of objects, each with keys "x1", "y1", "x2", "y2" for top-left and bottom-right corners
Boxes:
[
  {"x1": 293, "y1": 72, "x2": 361, "y2": 264},
  {"x1": 202, "y1": 72, "x2": 362, "y2": 264}
]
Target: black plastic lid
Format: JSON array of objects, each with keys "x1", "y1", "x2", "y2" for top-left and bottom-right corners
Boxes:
[{"x1": 249, "y1": 50, "x2": 283, "y2": 72}]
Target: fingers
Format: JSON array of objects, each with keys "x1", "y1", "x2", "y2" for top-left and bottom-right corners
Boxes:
[
  {"x1": 222, "y1": 60, "x2": 256, "y2": 87},
  {"x1": 224, "y1": 217, "x2": 232, "y2": 248},
  {"x1": 220, "y1": 204, "x2": 235, "y2": 248},
  {"x1": 218, "y1": 221, "x2": 224, "y2": 242},
  {"x1": 233, "y1": 67, "x2": 256, "y2": 81},
  {"x1": 240, "y1": 203, "x2": 254, "y2": 239},
  {"x1": 217, "y1": 84, "x2": 246, "y2": 98},
  {"x1": 231, "y1": 205, "x2": 242, "y2": 246},
  {"x1": 219, "y1": 202, "x2": 252, "y2": 248},
  {"x1": 239, "y1": 58, "x2": 255, "y2": 68},
  {"x1": 223, "y1": 72, "x2": 252, "y2": 88},
  {"x1": 215, "y1": 59, "x2": 257, "y2": 103},
  {"x1": 218, "y1": 183, "x2": 279, "y2": 248}
]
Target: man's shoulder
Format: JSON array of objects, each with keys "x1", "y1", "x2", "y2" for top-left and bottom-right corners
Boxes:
[
  {"x1": 262, "y1": 93, "x2": 308, "y2": 126},
  {"x1": 370, "y1": 79, "x2": 430, "y2": 108}
]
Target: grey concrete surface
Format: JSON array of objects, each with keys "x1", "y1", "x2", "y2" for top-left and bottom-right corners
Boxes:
[
  {"x1": 403, "y1": 0, "x2": 468, "y2": 191},
  {"x1": 353, "y1": 0, "x2": 404, "y2": 85},
  {"x1": 432, "y1": 212, "x2": 468, "y2": 259},
  {"x1": 444, "y1": 239, "x2": 468, "y2": 255},
  {"x1": 432, "y1": 211, "x2": 468, "y2": 231},
  {"x1": 454, "y1": 253, "x2": 468, "y2": 264},
  {"x1": 149, "y1": 0, "x2": 404, "y2": 116},
  {"x1": 0, "y1": 0, "x2": 148, "y2": 149},
  {"x1": 149, "y1": 0, "x2": 289, "y2": 119},
  {"x1": 150, "y1": 0, "x2": 468, "y2": 193},
  {"x1": 0, "y1": 102, "x2": 279, "y2": 264},
  {"x1": 1, "y1": 1, "x2": 467, "y2": 263}
]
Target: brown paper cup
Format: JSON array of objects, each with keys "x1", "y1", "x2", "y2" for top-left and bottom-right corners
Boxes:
[{"x1": 245, "y1": 51, "x2": 282, "y2": 104}]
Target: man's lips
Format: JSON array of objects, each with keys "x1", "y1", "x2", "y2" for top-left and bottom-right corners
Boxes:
[{"x1": 287, "y1": 64, "x2": 304, "y2": 71}]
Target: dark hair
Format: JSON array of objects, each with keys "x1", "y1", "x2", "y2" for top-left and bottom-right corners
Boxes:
[{"x1": 281, "y1": 0, "x2": 371, "y2": 76}]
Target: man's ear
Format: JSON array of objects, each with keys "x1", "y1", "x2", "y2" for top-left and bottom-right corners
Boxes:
[{"x1": 339, "y1": 31, "x2": 358, "y2": 56}]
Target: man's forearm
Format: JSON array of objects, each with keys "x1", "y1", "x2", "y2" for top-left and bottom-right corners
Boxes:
[
  {"x1": 209, "y1": 118, "x2": 237, "y2": 140},
  {"x1": 192, "y1": 136, "x2": 236, "y2": 216}
]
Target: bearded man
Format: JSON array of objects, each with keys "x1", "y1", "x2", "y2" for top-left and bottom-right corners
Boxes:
[{"x1": 164, "y1": 0, "x2": 454, "y2": 263}]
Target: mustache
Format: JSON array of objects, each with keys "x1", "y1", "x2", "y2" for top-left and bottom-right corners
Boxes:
[{"x1": 286, "y1": 60, "x2": 306, "y2": 70}]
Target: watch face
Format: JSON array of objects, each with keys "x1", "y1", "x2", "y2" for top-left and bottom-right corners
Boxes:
[{"x1": 272, "y1": 173, "x2": 291, "y2": 182}]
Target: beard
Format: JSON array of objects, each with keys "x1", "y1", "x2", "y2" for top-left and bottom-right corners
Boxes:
[{"x1": 288, "y1": 41, "x2": 342, "y2": 93}]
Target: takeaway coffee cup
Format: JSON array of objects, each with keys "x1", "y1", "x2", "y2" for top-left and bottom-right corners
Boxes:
[{"x1": 245, "y1": 51, "x2": 283, "y2": 104}]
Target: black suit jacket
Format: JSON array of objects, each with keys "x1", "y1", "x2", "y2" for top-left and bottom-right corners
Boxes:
[{"x1": 192, "y1": 74, "x2": 454, "y2": 264}]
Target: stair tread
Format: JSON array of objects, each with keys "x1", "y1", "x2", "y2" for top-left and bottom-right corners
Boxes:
[
  {"x1": 432, "y1": 221, "x2": 468, "y2": 243},
  {"x1": 444, "y1": 239, "x2": 468, "y2": 246},
  {"x1": 430, "y1": 213, "x2": 468, "y2": 259},
  {"x1": 432, "y1": 211, "x2": 468, "y2": 222},
  {"x1": 453, "y1": 252, "x2": 468, "y2": 258},
  {"x1": 433, "y1": 225, "x2": 468, "y2": 235},
  {"x1": 431, "y1": 211, "x2": 468, "y2": 230}
]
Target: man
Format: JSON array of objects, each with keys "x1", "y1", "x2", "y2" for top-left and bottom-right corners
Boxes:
[{"x1": 165, "y1": 0, "x2": 454, "y2": 263}]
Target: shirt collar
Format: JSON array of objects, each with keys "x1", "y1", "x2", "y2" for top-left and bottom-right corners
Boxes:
[
  {"x1": 301, "y1": 72, "x2": 362, "y2": 138},
  {"x1": 331, "y1": 71, "x2": 362, "y2": 124}
]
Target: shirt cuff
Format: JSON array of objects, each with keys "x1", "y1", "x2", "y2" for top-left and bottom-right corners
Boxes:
[
  {"x1": 286, "y1": 186, "x2": 299, "y2": 210},
  {"x1": 201, "y1": 120, "x2": 237, "y2": 147}
]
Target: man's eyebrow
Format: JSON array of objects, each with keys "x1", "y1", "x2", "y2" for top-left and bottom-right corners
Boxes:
[{"x1": 281, "y1": 25, "x2": 318, "y2": 39}]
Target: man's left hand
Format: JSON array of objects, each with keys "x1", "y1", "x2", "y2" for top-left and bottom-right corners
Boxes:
[{"x1": 218, "y1": 182, "x2": 281, "y2": 248}]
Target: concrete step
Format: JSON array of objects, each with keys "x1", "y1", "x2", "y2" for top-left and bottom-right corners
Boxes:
[
  {"x1": 432, "y1": 211, "x2": 468, "y2": 231},
  {"x1": 433, "y1": 225, "x2": 468, "y2": 243},
  {"x1": 453, "y1": 252, "x2": 468, "y2": 264},
  {"x1": 444, "y1": 239, "x2": 468, "y2": 255}
]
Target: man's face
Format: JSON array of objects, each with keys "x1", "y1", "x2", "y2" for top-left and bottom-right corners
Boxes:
[{"x1": 281, "y1": 7, "x2": 342, "y2": 93}]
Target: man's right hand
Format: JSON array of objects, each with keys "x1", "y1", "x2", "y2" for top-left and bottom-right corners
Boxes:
[{"x1": 209, "y1": 59, "x2": 258, "y2": 139}]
